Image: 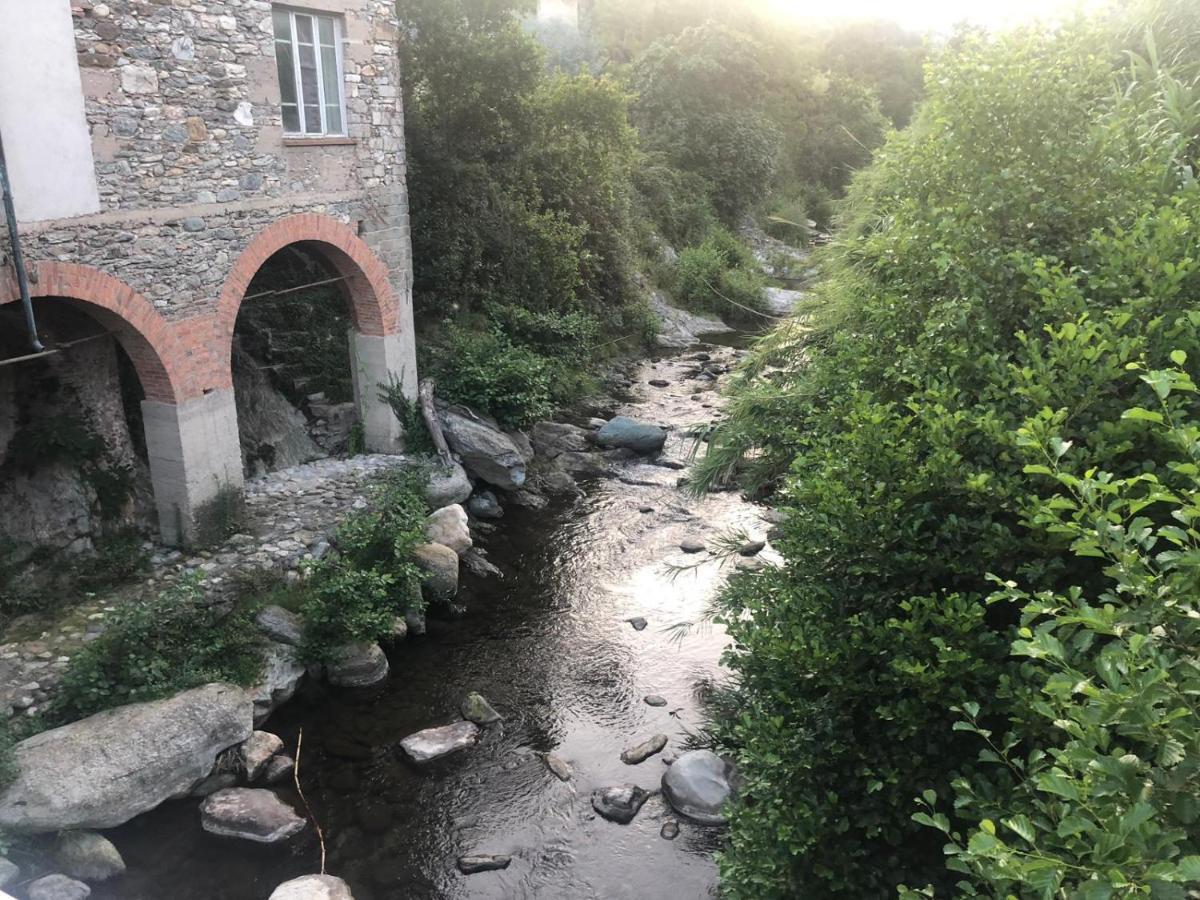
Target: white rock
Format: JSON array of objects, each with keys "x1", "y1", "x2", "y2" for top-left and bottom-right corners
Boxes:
[
  {"x1": 400, "y1": 721, "x2": 480, "y2": 763},
  {"x1": 425, "y1": 505, "x2": 472, "y2": 555},
  {"x1": 250, "y1": 642, "x2": 306, "y2": 725},
  {"x1": 240, "y1": 731, "x2": 284, "y2": 780},
  {"x1": 200, "y1": 788, "x2": 305, "y2": 843},
  {"x1": 268, "y1": 874, "x2": 354, "y2": 900},
  {"x1": 0, "y1": 684, "x2": 252, "y2": 832},
  {"x1": 120, "y1": 65, "x2": 159, "y2": 95},
  {"x1": 234, "y1": 101, "x2": 254, "y2": 127}
]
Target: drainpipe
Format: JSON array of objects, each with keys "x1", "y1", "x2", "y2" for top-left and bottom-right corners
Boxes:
[{"x1": 0, "y1": 127, "x2": 43, "y2": 352}]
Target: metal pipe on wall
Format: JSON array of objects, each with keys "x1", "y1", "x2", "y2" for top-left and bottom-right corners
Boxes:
[{"x1": 0, "y1": 127, "x2": 43, "y2": 352}]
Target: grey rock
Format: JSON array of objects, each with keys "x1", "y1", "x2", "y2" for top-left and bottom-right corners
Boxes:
[
  {"x1": 405, "y1": 609, "x2": 427, "y2": 636},
  {"x1": 644, "y1": 695, "x2": 668, "y2": 707},
  {"x1": 735, "y1": 556, "x2": 766, "y2": 572},
  {"x1": 240, "y1": 730, "x2": 284, "y2": 780},
  {"x1": 200, "y1": 788, "x2": 305, "y2": 843},
  {"x1": 425, "y1": 505, "x2": 472, "y2": 555},
  {"x1": 400, "y1": 721, "x2": 480, "y2": 763},
  {"x1": 621, "y1": 734, "x2": 668, "y2": 765},
  {"x1": 251, "y1": 642, "x2": 306, "y2": 725},
  {"x1": 56, "y1": 831, "x2": 125, "y2": 881},
  {"x1": 680, "y1": 537, "x2": 707, "y2": 554},
  {"x1": 661, "y1": 749, "x2": 736, "y2": 825},
  {"x1": 262, "y1": 755, "x2": 295, "y2": 785},
  {"x1": 590, "y1": 785, "x2": 649, "y2": 824},
  {"x1": 0, "y1": 856, "x2": 18, "y2": 889},
  {"x1": 268, "y1": 874, "x2": 354, "y2": 900},
  {"x1": 460, "y1": 692, "x2": 502, "y2": 725},
  {"x1": 439, "y1": 407, "x2": 528, "y2": 489},
  {"x1": 327, "y1": 643, "x2": 389, "y2": 688},
  {"x1": 182, "y1": 216, "x2": 206, "y2": 233},
  {"x1": 595, "y1": 417, "x2": 667, "y2": 454},
  {"x1": 467, "y1": 491, "x2": 503, "y2": 520},
  {"x1": 627, "y1": 617, "x2": 648, "y2": 631},
  {"x1": 191, "y1": 772, "x2": 238, "y2": 797},
  {"x1": 0, "y1": 683, "x2": 252, "y2": 832},
  {"x1": 553, "y1": 451, "x2": 611, "y2": 479},
  {"x1": 28, "y1": 874, "x2": 91, "y2": 900},
  {"x1": 543, "y1": 753, "x2": 572, "y2": 782},
  {"x1": 648, "y1": 379, "x2": 670, "y2": 388},
  {"x1": 738, "y1": 540, "x2": 766, "y2": 557},
  {"x1": 425, "y1": 462, "x2": 473, "y2": 508},
  {"x1": 255, "y1": 605, "x2": 303, "y2": 646},
  {"x1": 649, "y1": 290, "x2": 732, "y2": 348},
  {"x1": 458, "y1": 854, "x2": 511, "y2": 874},
  {"x1": 530, "y1": 422, "x2": 591, "y2": 459},
  {"x1": 660, "y1": 819, "x2": 680, "y2": 840},
  {"x1": 413, "y1": 543, "x2": 459, "y2": 600}
]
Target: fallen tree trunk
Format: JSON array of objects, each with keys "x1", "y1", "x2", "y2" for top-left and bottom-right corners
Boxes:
[{"x1": 419, "y1": 378, "x2": 454, "y2": 466}]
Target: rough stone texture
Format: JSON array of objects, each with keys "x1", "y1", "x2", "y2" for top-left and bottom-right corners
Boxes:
[
  {"x1": 661, "y1": 749, "x2": 736, "y2": 825},
  {"x1": 268, "y1": 875, "x2": 355, "y2": 900},
  {"x1": 460, "y1": 692, "x2": 502, "y2": 725},
  {"x1": 326, "y1": 642, "x2": 389, "y2": 688},
  {"x1": 400, "y1": 721, "x2": 480, "y2": 763},
  {"x1": 0, "y1": 857, "x2": 18, "y2": 890},
  {"x1": 0, "y1": 683, "x2": 252, "y2": 832},
  {"x1": 250, "y1": 642, "x2": 307, "y2": 725},
  {"x1": 200, "y1": 787, "x2": 305, "y2": 843},
  {"x1": 439, "y1": 407, "x2": 528, "y2": 489},
  {"x1": 680, "y1": 537, "x2": 707, "y2": 554},
  {"x1": 55, "y1": 831, "x2": 126, "y2": 882},
  {"x1": 530, "y1": 421, "x2": 591, "y2": 459},
  {"x1": 648, "y1": 290, "x2": 732, "y2": 348},
  {"x1": 233, "y1": 344, "x2": 322, "y2": 477},
  {"x1": 620, "y1": 734, "x2": 668, "y2": 765},
  {"x1": 27, "y1": 875, "x2": 91, "y2": 900},
  {"x1": 467, "y1": 490, "x2": 503, "y2": 520},
  {"x1": 544, "y1": 753, "x2": 572, "y2": 782},
  {"x1": 240, "y1": 731, "x2": 284, "y2": 781},
  {"x1": 595, "y1": 417, "x2": 667, "y2": 455},
  {"x1": 590, "y1": 785, "x2": 650, "y2": 824},
  {"x1": 425, "y1": 504, "x2": 472, "y2": 556},
  {"x1": 424, "y1": 463, "x2": 472, "y2": 508},
  {"x1": 255, "y1": 606, "x2": 304, "y2": 647},
  {"x1": 457, "y1": 855, "x2": 511, "y2": 874},
  {"x1": 262, "y1": 754, "x2": 295, "y2": 785}
]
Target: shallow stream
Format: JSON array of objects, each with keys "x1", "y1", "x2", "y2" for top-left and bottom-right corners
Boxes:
[{"x1": 92, "y1": 339, "x2": 772, "y2": 900}]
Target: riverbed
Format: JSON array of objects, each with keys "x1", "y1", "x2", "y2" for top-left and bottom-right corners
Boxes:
[{"x1": 92, "y1": 339, "x2": 772, "y2": 900}]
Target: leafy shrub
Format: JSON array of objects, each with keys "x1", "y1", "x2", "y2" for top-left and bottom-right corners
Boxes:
[
  {"x1": 52, "y1": 575, "x2": 263, "y2": 723},
  {"x1": 694, "y1": 11, "x2": 1200, "y2": 898},
  {"x1": 297, "y1": 470, "x2": 429, "y2": 663},
  {"x1": 674, "y1": 229, "x2": 767, "y2": 322},
  {"x1": 431, "y1": 326, "x2": 555, "y2": 428},
  {"x1": 907, "y1": 368, "x2": 1200, "y2": 898}
]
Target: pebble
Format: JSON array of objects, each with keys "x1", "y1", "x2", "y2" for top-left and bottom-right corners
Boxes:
[
  {"x1": 644, "y1": 695, "x2": 668, "y2": 707},
  {"x1": 627, "y1": 617, "x2": 648, "y2": 631},
  {"x1": 660, "y1": 820, "x2": 680, "y2": 840}
]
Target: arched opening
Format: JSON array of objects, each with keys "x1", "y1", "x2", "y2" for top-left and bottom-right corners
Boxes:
[
  {"x1": 231, "y1": 244, "x2": 358, "y2": 476},
  {"x1": 0, "y1": 298, "x2": 159, "y2": 605},
  {"x1": 219, "y1": 215, "x2": 418, "y2": 468}
]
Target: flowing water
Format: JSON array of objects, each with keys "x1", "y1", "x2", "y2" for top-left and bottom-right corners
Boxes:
[{"x1": 92, "y1": 339, "x2": 773, "y2": 900}]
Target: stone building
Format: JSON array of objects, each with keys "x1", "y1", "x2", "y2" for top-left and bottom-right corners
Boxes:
[{"x1": 0, "y1": 0, "x2": 417, "y2": 546}]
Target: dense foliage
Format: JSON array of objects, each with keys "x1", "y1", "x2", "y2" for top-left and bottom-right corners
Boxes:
[{"x1": 694, "y1": 4, "x2": 1200, "y2": 897}]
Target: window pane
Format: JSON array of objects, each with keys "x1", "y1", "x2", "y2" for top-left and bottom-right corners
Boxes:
[
  {"x1": 297, "y1": 41, "x2": 321, "y2": 133},
  {"x1": 320, "y1": 44, "x2": 341, "y2": 133},
  {"x1": 271, "y1": 9, "x2": 291, "y2": 41},
  {"x1": 317, "y1": 16, "x2": 334, "y2": 46},
  {"x1": 294, "y1": 13, "x2": 314, "y2": 44},
  {"x1": 274, "y1": 39, "x2": 297, "y2": 107}
]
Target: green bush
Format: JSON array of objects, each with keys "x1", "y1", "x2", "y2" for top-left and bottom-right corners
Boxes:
[
  {"x1": 674, "y1": 229, "x2": 767, "y2": 322},
  {"x1": 693, "y1": 10, "x2": 1200, "y2": 898},
  {"x1": 431, "y1": 326, "x2": 555, "y2": 428},
  {"x1": 297, "y1": 470, "x2": 429, "y2": 663},
  {"x1": 52, "y1": 575, "x2": 263, "y2": 723}
]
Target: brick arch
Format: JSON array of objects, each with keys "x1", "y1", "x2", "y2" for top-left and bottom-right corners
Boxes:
[
  {"x1": 0, "y1": 262, "x2": 190, "y2": 403},
  {"x1": 217, "y1": 213, "x2": 400, "y2": 350}
]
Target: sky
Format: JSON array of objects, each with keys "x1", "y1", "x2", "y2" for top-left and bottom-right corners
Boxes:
[{"x1": 763, "y1": 0, "x2": 1111, "y2": 32}]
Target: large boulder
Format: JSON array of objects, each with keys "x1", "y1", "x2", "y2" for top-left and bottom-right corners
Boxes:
[
  {"x1": 27, "y1": 875, "x2": 90, "y2": 900},
  {"x1": 412, "y1": 543, "x2": 459, "y2": 600},
  {"x1": 530, "y1": 422, "x2": 591, "y2": 460},
  {"x1": 0, "y1": 683, "x2": 252, "y2": 832},
  {"x1": 55, "y1": 831, "x2": 125, "y2": 881},
  {"x1": 326, "y1": 643, "x2": 389, "y2": 688},
  {"x1": 661, "y1": 749, "x2": 736, "y2": 825},
  {"x1": 425, "y1": 505, "x2": 472, "y2": 555},
  {"x1": 439, "y1": 407, "x2": 527, "y2": 489},
  {"x1": 425, "y1": 462, "x2": 472, "y2": 508},
  {"x1": 200, "y1": 787, "x2": 305, "y2": 843},
  {"x1": 255, "y1": 606, "x2": 303, "y2": 646},
  {"x1": 595, "y1": 417, "x2": 667, "y2": 455},
  {"x1": 250, "y1": 642, "x2": 307, "y2": 726},
  {"x1": 269, "y1": 875, "x2": 355, "y2": 900}
]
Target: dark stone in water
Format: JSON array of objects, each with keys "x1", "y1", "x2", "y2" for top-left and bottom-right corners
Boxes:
[
  {"x1": 627, "y1": 617, "x2": 648, "y2": 631},
  {"x1": 591, "y1": 785, "x2": 650, "y2": 824},
  {"x1": 648, "y1": 379, "x2": 670, "y2": 388},
  {"x1": 739, "y1": 540, "x2": 766, "y2": 557},
  {"x1": 621, "y1": 734, "x2": 668, "y2": 765},
  {"x1": 457, "y1": 854, "x2": 512, "y2": 874},
  {"x1": 660, "y1": 820, "x2": 680, "y2": 840},
  {"x1": 644, "y1": 695, "x2": 668, "y2": 707},
  {"x1": 680, "y1": 537, "x2": 706, "y2": 554}
]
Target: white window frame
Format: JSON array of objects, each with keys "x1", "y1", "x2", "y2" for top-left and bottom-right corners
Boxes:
[{"x1": 273, "y1": 7, "x2": 348, "y2": 137}]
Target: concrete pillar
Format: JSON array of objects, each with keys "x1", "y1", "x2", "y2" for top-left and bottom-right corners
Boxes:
[
  {"x1": 141, "y1": 389, "x2": 245, "y2": 547},
  {"x1": 349, "y1": 330, "x2": 416, "y2": 453}
]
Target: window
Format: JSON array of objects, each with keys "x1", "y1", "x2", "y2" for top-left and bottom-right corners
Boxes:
[{"x1": 272, "y1": 8, "x2": 346, "y2": 136}]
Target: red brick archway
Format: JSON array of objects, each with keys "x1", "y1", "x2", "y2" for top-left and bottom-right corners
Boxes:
[
  {"x1": 216, "y1": 213, "x2": 400, "y2": 353},
  {"x1": 0, "y1": 262, "x2": 193, "y2": 403}
]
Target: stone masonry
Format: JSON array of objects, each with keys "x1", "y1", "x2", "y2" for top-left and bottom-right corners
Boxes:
[{"x1": 0, "y1": 0, "x2": 419, "y2": 545}]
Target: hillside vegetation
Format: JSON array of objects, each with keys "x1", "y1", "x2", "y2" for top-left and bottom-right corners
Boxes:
[{"x1": 691, "y1": 1, "x2": 1200, "y2": 896}]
